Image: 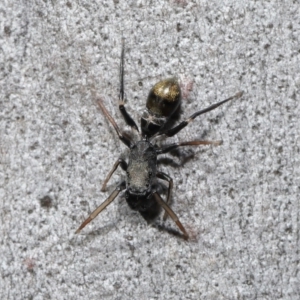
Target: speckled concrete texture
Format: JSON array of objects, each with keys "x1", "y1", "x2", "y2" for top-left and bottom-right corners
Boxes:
[{"x1": 0, "y1": 1, "x2": 299, "y2": 299}]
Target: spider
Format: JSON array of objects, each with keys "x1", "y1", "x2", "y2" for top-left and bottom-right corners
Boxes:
[{"x1": 75, "y1": 40, "x2": 243, "y2": 239}]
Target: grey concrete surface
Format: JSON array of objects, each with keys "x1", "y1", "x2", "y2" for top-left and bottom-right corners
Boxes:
[{"x1": 0, "y1": 1, "x2": 299, "y2": 299}]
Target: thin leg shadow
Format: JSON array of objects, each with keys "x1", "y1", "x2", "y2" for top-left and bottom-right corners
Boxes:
[{"x1": 152, "y1": 222, "x2": 188, "y2": 240}]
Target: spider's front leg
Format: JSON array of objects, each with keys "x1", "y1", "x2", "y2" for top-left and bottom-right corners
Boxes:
[
  {"x1": 153, "y1": 192, "x2": 189, "y2": 239},
  {"x1": 76, "y1": 181, "x2": 126, "y2": 234},
  {"x1": 156, "y1": 171, "x2": 173, "y2": 221}
]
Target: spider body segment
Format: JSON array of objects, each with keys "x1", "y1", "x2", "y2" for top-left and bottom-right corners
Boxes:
[
  {"x1": 125, "y1": 140, "x2": 157, "y2": 211},
  {"x1": 141, "y1": 78, "x2": 181, "y2": 137}
]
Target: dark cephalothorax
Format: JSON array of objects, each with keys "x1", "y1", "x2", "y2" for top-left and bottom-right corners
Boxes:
[
  {"x1": 76, "y1": 39, "x2": 243, "y2": 239},
  {"x1": 125, "y1": 140, "x2": 157, "y2": 211}
]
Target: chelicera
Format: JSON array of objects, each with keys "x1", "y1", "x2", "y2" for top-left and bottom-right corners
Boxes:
[{"x1": 76, "y1": 40, "x2": 243, "y2": 239}]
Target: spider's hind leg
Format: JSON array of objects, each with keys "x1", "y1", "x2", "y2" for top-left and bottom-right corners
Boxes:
[
  {"x1": 159, "y1": 91, "x2": 243, "y2": 137},
  {"x1": 118, "y1": 38, "x2": 139, "y2": 132}
]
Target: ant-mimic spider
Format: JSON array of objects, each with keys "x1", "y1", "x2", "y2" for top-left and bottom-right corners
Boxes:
[{"x1": 76, "y1": 40, "x2": 243, "y2": 239}]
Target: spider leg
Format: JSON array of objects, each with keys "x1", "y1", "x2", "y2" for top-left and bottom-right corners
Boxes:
[
  {"x1": 156, "y1": 172, "x2": 173, "y2": 221},
  {"x1": 118, "y1": 38, "x2": 139, "y2": 132},
  {"x1": 101, "y1": 158, "x2": 127, "y2": 192},
  {"x1": 158, "y1": 91, "x2": 243, "y2": 137},
  {"x1": 76, "y1": 181, "x2": 126, "y2": 234},
  {"x1": 153, "y1": 192, "x2": 189, "y2": 239},
  {"x1": 97, "y1": 99, "x2": 132, "y2": 148},
  {"x1": 157, "y1": 140, "x2": 222, "y2": 155}
]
